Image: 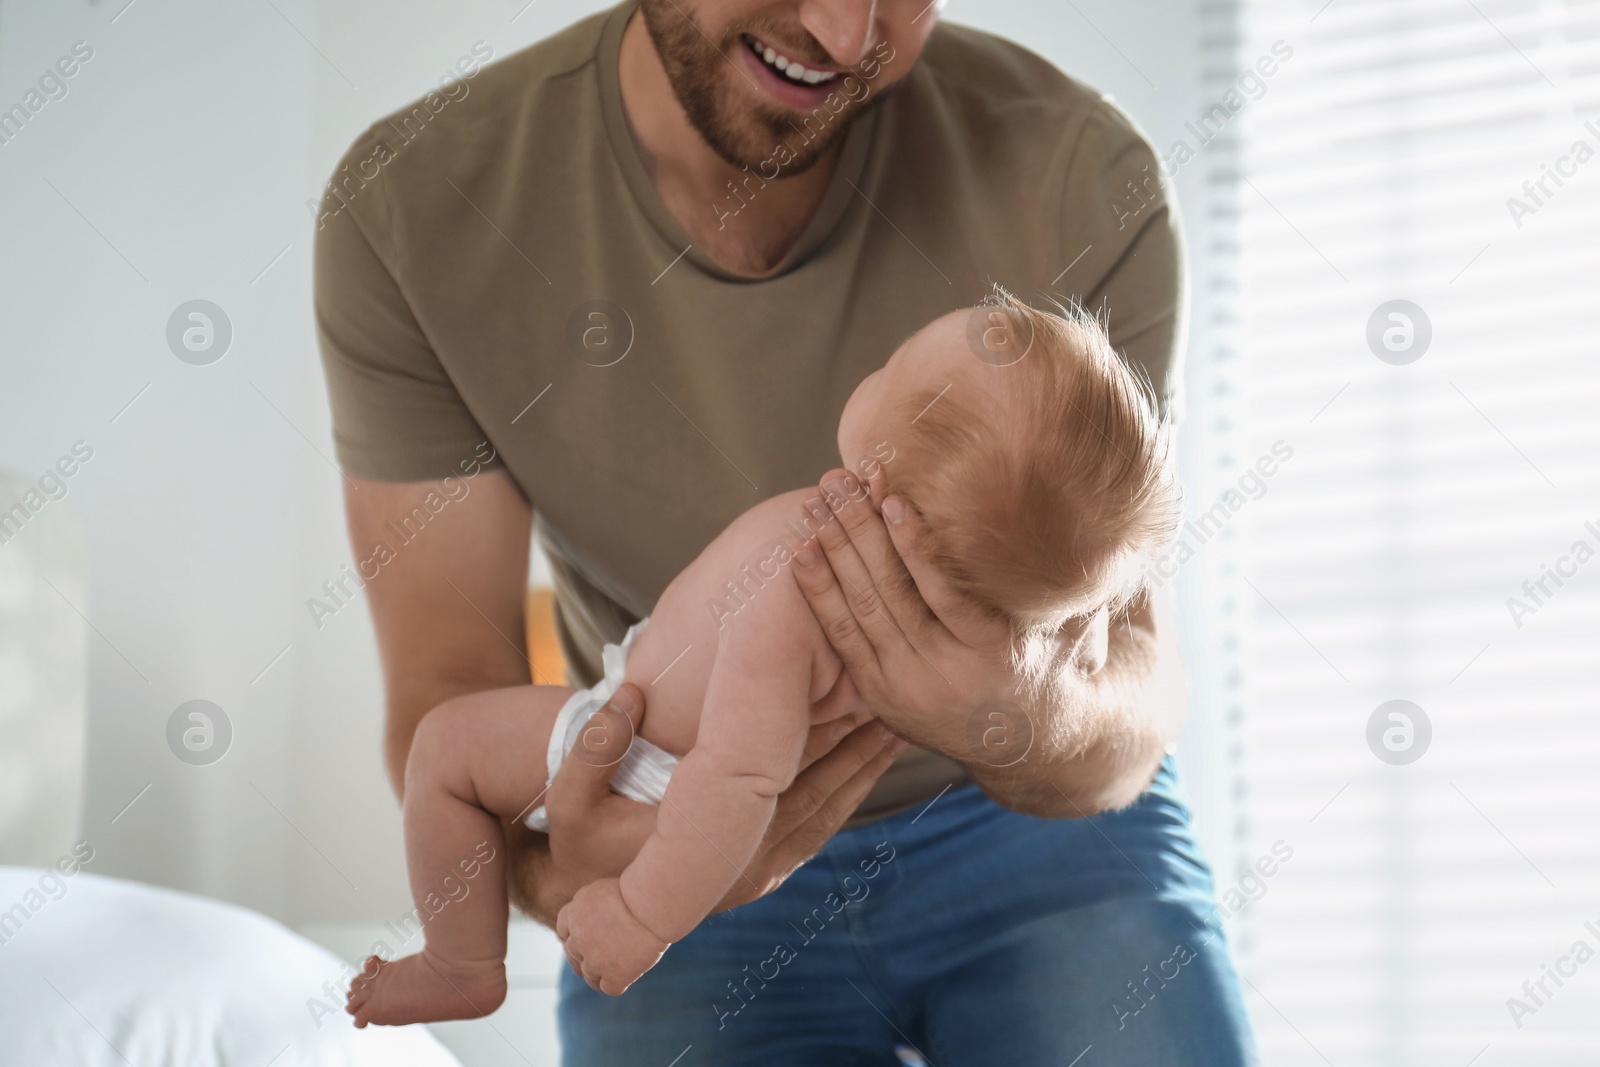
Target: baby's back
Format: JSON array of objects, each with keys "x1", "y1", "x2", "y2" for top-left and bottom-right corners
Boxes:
[{"x1": 616, "y1": 489, "x2": 846, "y2": 757}]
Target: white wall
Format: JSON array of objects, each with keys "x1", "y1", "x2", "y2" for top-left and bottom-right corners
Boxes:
[
  {"x1": 0, "y1": 0, "x2": 1230, "y2": 933},
  {"x1": 0, "y1": 0, "x2": 318, "y2": 919}
]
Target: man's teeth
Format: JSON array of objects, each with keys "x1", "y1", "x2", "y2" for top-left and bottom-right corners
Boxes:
[{"x1": 749, "y1": 38, "x2": 837, "y2": 86}]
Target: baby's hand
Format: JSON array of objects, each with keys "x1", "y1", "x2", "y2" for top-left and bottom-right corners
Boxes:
[{"x1": 555, "y1": 878, "x2": 669, "y2": 996}]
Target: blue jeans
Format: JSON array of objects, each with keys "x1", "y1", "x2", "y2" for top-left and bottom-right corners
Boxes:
[{"x1": 558, "y1": 757, "x2": 1256, "y2": 1065}]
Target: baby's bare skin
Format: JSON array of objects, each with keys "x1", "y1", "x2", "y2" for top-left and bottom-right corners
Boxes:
[
  {"x1": 346, "y1": 488, "x2": 869, "y2": 1022},
  {"x1": 349, "y1": 309, "x2": 995, "y2": 1018},
  {"x1": 601, "y1": 486, "x2": 857, "y2": 761},
  {"x1": 556, "y1": 488, "x2": 871, "y2": 992},
  {"x1": 346, "y1": 949, "x2": 507, "y2": 1028}
]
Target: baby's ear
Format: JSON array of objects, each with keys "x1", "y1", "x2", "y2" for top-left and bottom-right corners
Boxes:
[
  {"x1": 1064, "y1": 606, "x2": 1110, "y2": 676},
  {"x1": 857, "y1": 462, "x2": 887, "y2": 511}
]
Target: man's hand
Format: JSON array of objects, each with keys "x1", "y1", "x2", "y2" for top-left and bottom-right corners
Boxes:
[
  {"x1": 793, "y1": 467, "x2": 1176, "y2": 817},
  {"x1": 792, "y1": 467, "x2": 1020, "y2": 759},
  {"x1": 508, "y1": 682, "x2": 906, "y2": 927}
]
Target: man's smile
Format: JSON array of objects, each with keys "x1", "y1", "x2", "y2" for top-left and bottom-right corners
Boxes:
[{"x1": 737, "y1": 32, "x2": 846, "y2": 109}]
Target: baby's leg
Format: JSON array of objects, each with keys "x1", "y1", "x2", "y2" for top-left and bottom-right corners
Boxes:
[{"x1": 347, "y1": 683, "x2": 574, "y2": 1027}]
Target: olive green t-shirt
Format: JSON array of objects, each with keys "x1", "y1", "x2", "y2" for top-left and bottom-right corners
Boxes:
[{"x1": 314, "y1": 0, "x2": 1184, "y2": 825}]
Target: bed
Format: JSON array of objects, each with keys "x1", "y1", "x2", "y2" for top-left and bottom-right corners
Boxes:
[{"x1": 0, "y1": 866, "x2": 463, "y2": 1066}]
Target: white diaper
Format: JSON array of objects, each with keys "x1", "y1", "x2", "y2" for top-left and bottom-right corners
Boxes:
[{"x1": 524, "y1": 619, "x2": 681, "y2": 831}]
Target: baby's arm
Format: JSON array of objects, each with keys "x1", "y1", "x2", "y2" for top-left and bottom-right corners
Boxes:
[
  {"x1": 556, "y1": 597, "x2": 816, "y2": 993},
  {"x1": 624, "y1": 610, "x2": 815, "y2": 938}
]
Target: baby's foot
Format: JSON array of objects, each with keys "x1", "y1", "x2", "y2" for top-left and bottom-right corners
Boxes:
[{"x1": 345, "y1": 951, "x2": 507, "y2": 1027}]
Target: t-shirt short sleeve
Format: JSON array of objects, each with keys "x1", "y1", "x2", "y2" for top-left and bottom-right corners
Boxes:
[
  {"x1": 1061, "y1": 100, "x2": 1188, "y2": 424},
  {"x1": 313, "y1": 138, "x2": 499, "y2": 483}
]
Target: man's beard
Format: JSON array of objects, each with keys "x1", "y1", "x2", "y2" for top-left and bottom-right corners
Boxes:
[{"x1": 636, "y1": 0, "x2": 887, "y2": 175}]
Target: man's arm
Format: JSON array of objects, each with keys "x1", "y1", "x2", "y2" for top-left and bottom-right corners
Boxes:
[
  {"x1": 973, "y1": 585, "x2": 1185, "y2": 817},
  {"x1": 345, "y1": 470, "x2": 535, "y2": 797},
  {"x1": 345, "y1": 470, "x2": 654, "y2": 923},
  {"x1": 793, "y1": 470, "x2": 1183, "y2": 818}
]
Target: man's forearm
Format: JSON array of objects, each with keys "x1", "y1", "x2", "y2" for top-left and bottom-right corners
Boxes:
[
  {"x1": 962, "y1": 593, "x2": 1181, "y2": 818},
  {"x1": 505, "y1": 820, "x2": 565, "y2": 928}
]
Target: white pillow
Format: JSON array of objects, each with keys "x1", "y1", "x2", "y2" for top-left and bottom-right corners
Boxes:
[{"x1": 0, "y1": 866, "x2": 462, "y2": 1067}]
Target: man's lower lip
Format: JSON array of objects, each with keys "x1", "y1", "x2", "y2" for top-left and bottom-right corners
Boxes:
[{"x1": 735, "y1": 37, "x2": 839, "y2": 109}]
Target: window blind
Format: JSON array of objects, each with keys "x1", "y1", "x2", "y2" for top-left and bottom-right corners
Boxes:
[{"x1": 1228, "y1": 0, "x2": 1600, "y2": 1063}]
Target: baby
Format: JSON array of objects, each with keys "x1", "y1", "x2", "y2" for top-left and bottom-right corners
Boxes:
[{"x1": 346, "y1": 288, "x2": 1179, "y2": 1025}]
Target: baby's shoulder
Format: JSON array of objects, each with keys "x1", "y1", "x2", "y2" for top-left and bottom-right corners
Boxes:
[
  {"x1": 711, "y1": 488, "x2": 822, "y2": 575},
  {"x1": 649, "y1": 488, "x2": 842, "y2": 701},
  {"x1": 719, "y1": 488, "x2": 820, "y2": 544},
  {"x1": 671, "y1": 489, "x2": 825, "y2": 635}
]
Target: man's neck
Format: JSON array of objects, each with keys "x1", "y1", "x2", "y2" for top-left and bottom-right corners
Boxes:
[{"x1": 617, "y1": 11, "x2": 842, "y2": 278}]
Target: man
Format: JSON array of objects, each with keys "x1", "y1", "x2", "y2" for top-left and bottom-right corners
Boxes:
[{"x1": 315, "y1": 0, "x2": 1256, "y2": 1061}]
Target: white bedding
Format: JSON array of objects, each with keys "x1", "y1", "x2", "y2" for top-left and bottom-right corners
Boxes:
[{"x1": 0, "y1": 866, "x2": 463, "y2": 1067}]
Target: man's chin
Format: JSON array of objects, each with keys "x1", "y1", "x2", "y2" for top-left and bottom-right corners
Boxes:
[
  {"x1": 637, "y1": 0, "x2": 886, "y2": 176},
  {"x1": 695, "y1": 98, "x2": 858, "y2": 175}
]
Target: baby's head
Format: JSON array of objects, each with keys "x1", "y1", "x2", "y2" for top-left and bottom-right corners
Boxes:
[{"x1": 837, "y1": 287, "x2": 1180, "y2": 636}]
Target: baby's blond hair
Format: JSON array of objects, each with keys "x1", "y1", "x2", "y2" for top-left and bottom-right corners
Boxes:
[{"x1": 878, "y1": 287, "x2": 1180, "y2": 639}]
